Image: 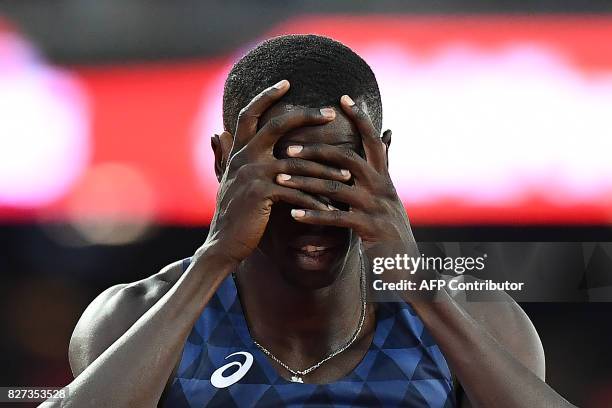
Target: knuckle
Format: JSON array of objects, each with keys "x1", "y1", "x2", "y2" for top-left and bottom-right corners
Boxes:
[
  {"x1": 364, "y1": 196, "x2": 381, "y2": 212},
  {"x1": 263, "y1": 87, "x2": 277, "y2": 98},
  {"x1": 245, "y1": 178, "x2": 265, "y2": 199},
  {"x1": 237, "y1": 106, "x2": 252, "y2": 124},
  {"x1": 305, "y1": 108, "x2": 320, "y2": 121},
  {"x1": 304, "y1": 195, "x2": 318, "y2": 207},
  {"x1": 325, "y1": 179, "x2": 342, "y2": 193},
  {"x1": 238, "y1": 106, "x2": 250, "y2": 118},
  {"x1": 375, "y1": 177, "x2": 397, "y2": 198},
  {"x1": 286, "y1": 158, "x2": 304, "y2": 172},
  {"x1": 385, "y1": 179, "x2": 397, "y2": 195},
  {"x1": 234, "y1": 161, "x2": 255, "y2": 180},
  {"x1": 251, "y1": 163, "x2": 268, "y2": 178},
  {"x1": 343, "y1": 148, "x2": 356, "y2": 160},
  {"x1": 267, "y1": 117, "x2": 284, "y2": 132},
  {"x1": 253, "y1": 88, "x2": 273, "y2": 104},
  {"x1": 355, "y1": 107, "x2": 368, "y2": 120},
  {"x1": 309, "y1": 143, "x2": 323, "y2": 155}
]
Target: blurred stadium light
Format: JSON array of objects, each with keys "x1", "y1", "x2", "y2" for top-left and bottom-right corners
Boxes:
[
  {"x1": 0, "y1": 20, "x2": 90, "y2": 208},
  {"x1": 1, "y1": 15, "x2": 612, "y2": 225}
]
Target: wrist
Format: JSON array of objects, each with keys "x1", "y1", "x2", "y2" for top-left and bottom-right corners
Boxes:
[{"x1": 193, "y1": 242, "x2": 240, "y2": 278}]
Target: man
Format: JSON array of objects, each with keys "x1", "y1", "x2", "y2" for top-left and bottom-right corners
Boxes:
[{"x1": 48, "y1": 35, "x2": 574, "y2": 407}]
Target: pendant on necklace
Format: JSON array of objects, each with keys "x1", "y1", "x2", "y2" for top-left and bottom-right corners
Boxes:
[{"x1": 290, "y1": 376, "x2": 304, "y2": 383}]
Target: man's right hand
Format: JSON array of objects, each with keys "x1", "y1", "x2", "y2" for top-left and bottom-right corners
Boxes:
[{"x1": 203, "y1": 80, "x2": 351, "y2": 266}]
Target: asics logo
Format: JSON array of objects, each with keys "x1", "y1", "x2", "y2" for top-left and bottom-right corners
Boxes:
[{"x1": 210, "y1": 351, "x2": 254, "y2": 388}]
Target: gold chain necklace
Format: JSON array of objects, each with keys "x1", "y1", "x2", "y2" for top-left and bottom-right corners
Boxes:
[{"x1": 250, "y1": 249, "x2": 366, "y2": 383}]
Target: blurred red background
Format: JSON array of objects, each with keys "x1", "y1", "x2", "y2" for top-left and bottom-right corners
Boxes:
[{"x1": 1, "y1": 15, "x2": 612, "y2": 226}]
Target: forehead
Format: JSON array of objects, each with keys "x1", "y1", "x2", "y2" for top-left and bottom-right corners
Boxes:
[{"x1": 259, "y1": 102, "x2": 360, "y2": 146}]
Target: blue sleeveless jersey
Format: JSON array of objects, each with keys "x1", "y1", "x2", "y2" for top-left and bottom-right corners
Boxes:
[{"x1": 165, "y1": 258, "x2": 456, "y2": 407}]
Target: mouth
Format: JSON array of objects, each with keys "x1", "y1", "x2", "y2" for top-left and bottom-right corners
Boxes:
[
  {"x1": 293, "y1": 245, "x2": 335, "y2": 258},
  {"x1": 288, "y1": 235, "x2": 342, "y2": 270},
  {"x1": 299, "y1": 244, "x2": 330, "y2": 252}
]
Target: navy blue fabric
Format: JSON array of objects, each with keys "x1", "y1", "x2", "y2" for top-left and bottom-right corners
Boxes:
[{"x1": 165, "y1": 258, "x2": 455, "y2": 407}]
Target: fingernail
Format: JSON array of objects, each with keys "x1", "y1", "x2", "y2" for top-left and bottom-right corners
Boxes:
[
  {"x1": 277, "y1": 173, "x2": 291, "y2": 181},
  {"x1": 341, "y1": 95, "x2": 355, "y2": 106},
  {"x1": 287, "y1": 145, "x2": 303, "y2": 155},
  {"x1": 340, "y1": 169, "x2": 351, "y2": 178},
  {"x1": 320, "y1": 108, "x2": 336, "y2": 119},
  {"x1": 291, "y1": 209, "x2": 306, "y2": 218},
  {"x1": 273, "y1": 79, "x2": 289, "y2": 89}
]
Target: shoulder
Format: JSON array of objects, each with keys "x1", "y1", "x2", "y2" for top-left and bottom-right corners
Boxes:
[
  {"x1": 442, "y1": 274, "x2": 546, "y2": 380},
  {"x1": 68, "y1": 259, "x2": 187, "y2": 377}
]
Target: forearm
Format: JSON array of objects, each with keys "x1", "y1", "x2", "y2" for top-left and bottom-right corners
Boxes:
[
  {"x1": 42, "y1": 246, "x2": 235, "y2": 408},
  {"x1": 411, "y1": 292, "x2": 575, "y2": 408}
]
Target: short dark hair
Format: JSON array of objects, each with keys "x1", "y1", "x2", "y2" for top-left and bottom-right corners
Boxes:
[{"x1": 223, "y1": 34, "x2": 382, "y2": 135}]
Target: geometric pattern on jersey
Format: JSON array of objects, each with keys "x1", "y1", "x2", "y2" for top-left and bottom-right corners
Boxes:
[{"x1": 164, "y1": 258, "x2": 456, "y2": 407}]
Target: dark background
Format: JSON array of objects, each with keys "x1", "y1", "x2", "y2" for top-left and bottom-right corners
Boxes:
[
  {"x1": 1, "y1": 1, "x2": 612, "y2": 407},
  {"x1": 2, "y1": 226, "x2": 612, "y2": 407}
]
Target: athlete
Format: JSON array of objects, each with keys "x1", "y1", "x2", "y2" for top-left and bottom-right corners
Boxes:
[{"x1": 44, "y1": 35, "x2": 574, "y2": 407}]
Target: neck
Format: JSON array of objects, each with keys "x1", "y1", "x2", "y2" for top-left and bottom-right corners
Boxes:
[{"x1": 234, "y1": 243, "x2": 364, "y2": 360}]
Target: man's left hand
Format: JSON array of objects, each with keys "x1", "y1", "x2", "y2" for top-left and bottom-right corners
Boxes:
[{"x1": 275, "y1": 94, "x2": 414, "y2": 250}]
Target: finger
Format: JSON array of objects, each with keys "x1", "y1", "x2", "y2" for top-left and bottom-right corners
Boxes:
[
  {"x1": 247, "y1": 107, "x2": 335, "y2": 153},
  {"x1": 290, "y1": 208, "x2": 361, "y2": 228},
  {"x1": 340, "y1": 95, "x2": 386, "y2": 172},
  {"x1": 286, "y1": 143, "x2": 373, "y2": 182},
  {"x1": 233, "y1": 80, "x2": 290, "y2": 152},
  {"x1": 268, "y1": 185, "x2": 331, "y2": 212},
  {"x1": 273, "y1": 158, "x2": 351, "y2": 182},
  {"x1": 276, "y1": 175, "x2": 362, "y2": 207}
]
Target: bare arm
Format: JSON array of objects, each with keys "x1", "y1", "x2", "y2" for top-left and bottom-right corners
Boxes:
[
  {"x1": 41, "y1": 247, "x2": 235, "y2": 408},
  {"x1": 67, "y1": 259, "x2": 190, "y2": 406},
  {"x1": 414, "y1": 277, "x2": 574, "y2": 408},
  {"x1": 68, "y1": 260, "x2": 185, "y2": 379},
  {"x1": 441, "y1": 275, "x2": 549, "y2": 407}
]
